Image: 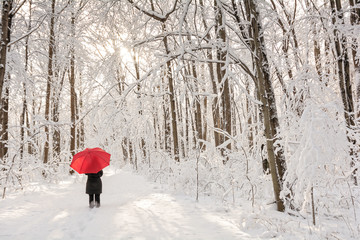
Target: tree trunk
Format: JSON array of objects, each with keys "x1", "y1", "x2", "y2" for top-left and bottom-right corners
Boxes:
[
  {"x1": 214, "y1": 0, "x2": 232, "y2": 158},
  {"x1": 0, "y1": 0, "x2": 11, "y2": 101},
  {"x1": 162, "y1": 75, "x2": 171, "y2": 153},
  {"x1": 349, "y1": 0, "x2": 360, "y2": 117},
  {"x1": 330, "y1": 0, "x2": 357, "y2": 184},
  {"x1": 52, "y1": 68, "x2": 65, "y2": 157},
  {"x1": 20, "y1": 85, "x2": 27, "y2": 158},
  {"x1": 132, "y1": 47, "x2": 147, "y2": 161},
  {"x1": 182, "y1": 90, "x2": 188, "y2": 157},
  {"x1": 44, "y1": 0, "x2": 56, "y2": 164},
  {"x1": 214, "y1": 0, "x2": 225, "y2": 150},
  {"x1": 20, "y1": 0, "x2": 32, "y2": 158},
  {"x1": 245, "y1": 79, "x2": 254, "y2": 150},
  {"x1": 198, "y1": 0, "x2": 221, "y2": 149},
  {"x1": 70, "y1": 3, "x2": 76, "y2": 157},
  {"x1": 245, "y1": 0, "x2": 286, "y2": 211},
  {"x1": 77, "y1": 86, "x2": 84, "y2": 149},
  {"x1": 0, "y1": 87, "x2": 9, "y2": 158},
  {"x1": 191, "y1": 61, "x2": 204, "y2": 149},
  {"x1": 162, "y1": 23, "x2": 180, "y2": 162},
  {"x1": 0, "y1": 0, "x2": 12, "y2": 160},
  {"x1": 52, "y1": 95, "x2": 60, "y2": 156}
]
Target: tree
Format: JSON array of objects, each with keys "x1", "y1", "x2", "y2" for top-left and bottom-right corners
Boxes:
[
  {"x1": 349, "y1": 0, "x2": 360, "y2": 115},
  {"x1": 43, "y1": 0, "x2": 56, "y2": 164},
  {"x1": 244, "y1": 0, "x2": 286, "y2": 211},
  {"x1": 20, "y1": 0, "x2": 32, "y2": 158},
  {"x1": 0, "y1": 0, "x2": 12, "y2": 161},
  {"x1": 69, "y1": 0, "x2": 76, "y2": 157},
  {"x1": 330, "y1": 0, "x2": 357, "y2": 185},
  {"x1": 127, "y1": 0, "x2": 180, "y2": 162},
  {"x1": 214, "y1": 0, "x2": 232, "y2": 159}
]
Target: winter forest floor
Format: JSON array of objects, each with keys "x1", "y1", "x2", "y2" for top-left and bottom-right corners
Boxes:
[{"x1": 0, "y1": 168, "x2": 358, "y2": 240}]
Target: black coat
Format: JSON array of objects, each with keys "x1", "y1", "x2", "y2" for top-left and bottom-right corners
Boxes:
[{"x1": 86, "y1": 170, "x2": 103, "y2": 194}]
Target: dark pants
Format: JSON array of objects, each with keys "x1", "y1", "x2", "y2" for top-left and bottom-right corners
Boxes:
[{"x1": 89, "y1": 194, "x2": 100, "y2": 204}]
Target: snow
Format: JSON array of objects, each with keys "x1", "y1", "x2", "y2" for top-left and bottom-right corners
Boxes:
[
  {"x1": 0, "y1": 168, "x2": 358, "y2": 240},
  {"x1": 0, "y1": 169, "x2": 244, "y2": 240}
]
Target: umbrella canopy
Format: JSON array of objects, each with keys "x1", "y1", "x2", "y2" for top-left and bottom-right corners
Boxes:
[{"x1": 70, "y1": 147, "x2": 111, "y2": 174}]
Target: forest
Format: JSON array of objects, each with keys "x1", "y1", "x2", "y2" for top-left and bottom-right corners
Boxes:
[{"x1": 0, "y1": 0, "x2": 359, "y2": 232}]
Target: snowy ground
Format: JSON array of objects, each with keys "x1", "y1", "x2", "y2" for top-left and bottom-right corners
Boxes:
[{"x1": 0, "y1": 169, "x2": 358, "y2": 240}]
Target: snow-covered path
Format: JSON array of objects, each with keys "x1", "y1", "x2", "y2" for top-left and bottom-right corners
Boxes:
[{"x1": 0, "y1": 170, "x2": 249, "y2": 240}]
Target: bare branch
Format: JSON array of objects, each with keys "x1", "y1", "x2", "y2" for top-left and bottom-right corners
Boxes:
[
  {"x1": 8, "y1": 14, "x2": 47, "y2": 47},
  {"x1": 10, "y1": 0, "x2": 26, "y2": 16},
  {"x1": 127, "y1": 0, "x2": 178, "y2": 22}
]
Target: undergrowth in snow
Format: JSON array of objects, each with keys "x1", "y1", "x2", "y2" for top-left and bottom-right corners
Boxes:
[{"x1": 1, "y1": 168, "x2": 359, "y2": 240}]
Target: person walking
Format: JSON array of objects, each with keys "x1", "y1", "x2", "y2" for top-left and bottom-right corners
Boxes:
[{"x1": 86, "y1": 170, "x2": 103, "y2": 208}]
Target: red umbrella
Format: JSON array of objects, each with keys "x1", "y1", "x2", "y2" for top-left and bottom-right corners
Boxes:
[{"x1": 70, "y1": 147, "x2": 111, "y2": 174}]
